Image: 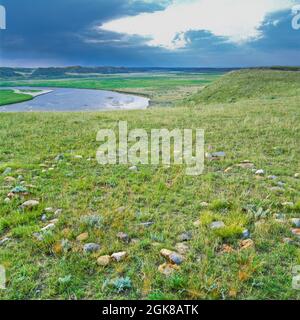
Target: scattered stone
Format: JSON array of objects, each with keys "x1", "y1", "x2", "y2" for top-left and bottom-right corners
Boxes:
[
  {"x1": 17, "y1": 175, "x2": 24, "y2": 181},
  {"x1": 277, "y1": 181, "x2": 285, "y2": 187},
  {"x1": 76, "y1": 232, "x2": 89, "y2": 242},
  {"x1": 291, "y1": 229, "x2": 300, "y2": 237},
  {"x1": 111, "y1": 251, "x2": 127, "y2": 262},
  {"x1": 139, "y1": 222, "x2": 154, "y2": 228},
  {"x1": 21, "y1": 200, "x2": 39, "y2": 210},
  {"x1": 240, "y1": 239, "x2": 254, "y2": 250},
  {"x1": 193, "y1": 219, "x2": 201, "y2": 227},
  {"x1": 268, "y1": 175, "x2": 277, "y2": 180},
  {"x1": 0, "y1": 237, "x2": 11, "y2": 246},
  {"x1": 175, "y1": 243, "x2": 190, "y2": 255},
  {"x1": 206, "y1": 152, "x2": 226, "y2": 160},
  {"x1": 97, "y1": 255, "x2": 111, "y2": 267},
  {"x1": 242, "y1": 229, "x2": 250, "y2": 239},
  {"x1": 294, "y1": 173, "x2": 300, "y2": 179},
  {"x1": 44, "y1": 207, "x2": 54, "y2": 213},
  {"x1": 2, "y1": 167, "x2": 12, "y2": 175},
  {"x1": 274, "y1": 213, "x2": 286, "y2": 222},
  {"x1": 270, "y1": 187, "x2": 284, "y2": 193},
  {"x1": 54, "y1": 209, "x2": 63, "y2": 216},
  {"x1": 221, "y1": 244, "x2": 235, "y2": 254},
  {"x1": 74, "y1": 155, "x2": 83, "y2": 159},
  {"x1": 236, "y1": 161, "x2": 255, "y2": 169},
  {"x1": 33, "y1": 233, "x2": 44, "y2": 241},
  {"x1": 291, "y1": 219, "x2": 300, "y2": 228},
  {"x1": 255, "y1": 169, "x2": 265, "y2": 176},
  {"x1": 210, "y1": 221, "x2": 225, "y2": 230},
  {"x1": 158, "y1": 263, "x2": 179, "y2": 277},
  {"x1": 178, "y1": 231, "x2": 193, "y2": 242},
  {"x1": 117, "y1": 232, "x2": 130, "y2": 243},
  {"x1": 282, "y1": 202, "x2": 294, "y2": 207},
  {"x1": 41, "y1": 214, "x2": 47, "y2": 222},
  {"x1": 83, "y1": 243, "x2": 100, "y2": 253},
  {"x1": 160, "y1": 249, "x2": 185, "y2": 265},
  {"x1": 55, "y1": 154, "x2": 64, "y2": 161},
  {"x1": 129, "y1": 166, "x2": 138, "y2": 171},
  {"x1": 200, "y1": 202, "x2": 209, "y2": 208},
  {"x1": 41, "y1": 223, "x2": 55, "y2": 232},
  {"x1": 4, "y1": 198, "x2": 10, "y2": 204}
]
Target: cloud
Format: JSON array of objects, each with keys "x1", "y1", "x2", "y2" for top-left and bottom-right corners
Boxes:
[{"x1": 100, "y1": 0, "x2": 296, "y2": 49}]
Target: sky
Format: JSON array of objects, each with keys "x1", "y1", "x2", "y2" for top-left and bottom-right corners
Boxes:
[{"x1": 0, "y1": 0, "x2": 300, "y2": 67}]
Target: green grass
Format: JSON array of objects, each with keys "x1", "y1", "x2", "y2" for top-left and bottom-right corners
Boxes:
[
  {"x1": 0, "y1": 90, "x2": 33, "y2": 106},
  {"x1": 0, "y1": 69, "x2": 299, "y2": 300},
  {"x1": 0, "y1": 72, "x2": 222, "y2": 107}
]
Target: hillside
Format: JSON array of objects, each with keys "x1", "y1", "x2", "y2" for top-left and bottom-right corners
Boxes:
[{"x1": 187, "y1": 69, "x2": 300, "y2": 104}]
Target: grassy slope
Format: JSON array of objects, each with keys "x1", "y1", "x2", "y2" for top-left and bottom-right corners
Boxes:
[
  {"x1": 0, "y1": 70, "x2": 299, "y2": 300},
  {"x1": 0, "y1": 90, "x2": 33, "y2": 106}
]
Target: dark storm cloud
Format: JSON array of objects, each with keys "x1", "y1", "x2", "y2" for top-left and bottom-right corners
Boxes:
[{"x1": 0, "y1": 0, "x2": 299, "y2": 67}]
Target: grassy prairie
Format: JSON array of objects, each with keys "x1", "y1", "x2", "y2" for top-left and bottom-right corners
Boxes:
[
  {"x1": 0, "y1": 69, "x2": 299, "y2": 300},
  {"x1": 0, "y1": 90, "x2": 33, "y2": 106},
  {"x1": 0, "y1": 72, "x2": 222, "y2": 107}
]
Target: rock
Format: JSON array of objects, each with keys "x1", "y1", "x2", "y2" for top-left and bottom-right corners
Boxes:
[
  {"x1": 158, "y1": 263, "x2": 179, "y2": 277},
  {"x1": 291, "y1": 219, "x2": 300, "y2": 228},
  {"x1": 55, "y1": 154, "x2": 64, "y2": 161},
  {"x1": 206, "y1": 152, "x2": 226, "y2": 160},
  {"x1": 270, "y1": 187, "x2": 284, "y2": 193},
  {"x1": 41, "y1": 223, "x2": 55, "y2": 232},
  {"x1": 2, "y1": 167, "x2": 12, "y2": 175},
  {"x1": 240, "y1": 239, "x2": 254, "y2": 250},
  {"x1": 74, "y1": 155, "x2": 83, "y2": 159},
  {"x1": 97, "y1": 255, "x2": 111, "y2": 267},
  {"x1": 41, "y1": 214, "x2": 47, "y2": 222},
  {"x1": 4, "y1": 198, "x2": 10, "y2": 204},
  {"x1": 241, "y1": 229, "x2": 250, "y2": 239},
  {"x1": 111, "y1": 251, "x2": 127, "y2": 262},
  {"x1": 0, "y1": 237, "x2": 11, "y2": 246},
  {"x1": 177, "y1": 231, "x2": 193, "y2": 242},
  {"x1": 17, "y1": 175, "x2": 24, "y2": 181},
  {"x1": 282, "y1": 202, "x2": 294, "y2": 207},
  {"x1": 76, "y1": 232, "x2": 89, "y2": 242},
  {"x1": 33, "y1": 233, "x2": 44, "y2": 241},
  {"x1": 117, "y1": 232, "x2": 130, "y2": 243},
  {"x1": 129, "y1": 166, "x2": 138, "y2": 171},
  {"x1": 221, "y1": 244, "x2": 235, "y2": 254},
  {"x1": 210, "y1": 221, "x2": 225, "y2": 230},
  {"x1": 193, "y1": 219, "x2": 201, "y2": 227},
  {"x1": 175, "y1": 243, "x2": 190, "y2": 255},
  {"x1": 160, "y1": 249, "x2": 185, "y2": 265},
  {"x1": 236, "y1": 161, "x2": 255, "y2": 169},
  {"x1": 291, "y1": 229, "x2": 300, "y2": 237},
  {"x1": 83, "y1": 243, "x2": 100, "y2": 253},
  {"x1": 274, "y1": 213, "x2": 286, "y2": 222},
  {"x1": 200, "y1": 202, "x2": 209, "y2": 208},
  {"x1": 268, "y1": 175, "x2": 277, "y2": 180},
  {"x1": 54, "y1": 209, "x2": 63, "y2": 216},
  {"x1": 294, "y1": 173, "x2": 300, "y2": 179},
  {"x1": 44, "y1": 207, "x2": 54, "y2": 213},
  {"x1": 21, "y1": 200, "x2": 39, "y2": 210},
  {"x1": 277, "y1": 181, "x2": 285, "y2": 187},
  {"x1": 139, "y1": 222, "x2": 154, "y2": 228},
  {"x1": 255, "y1": 169, "x2": 265, "y2": 176}
]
